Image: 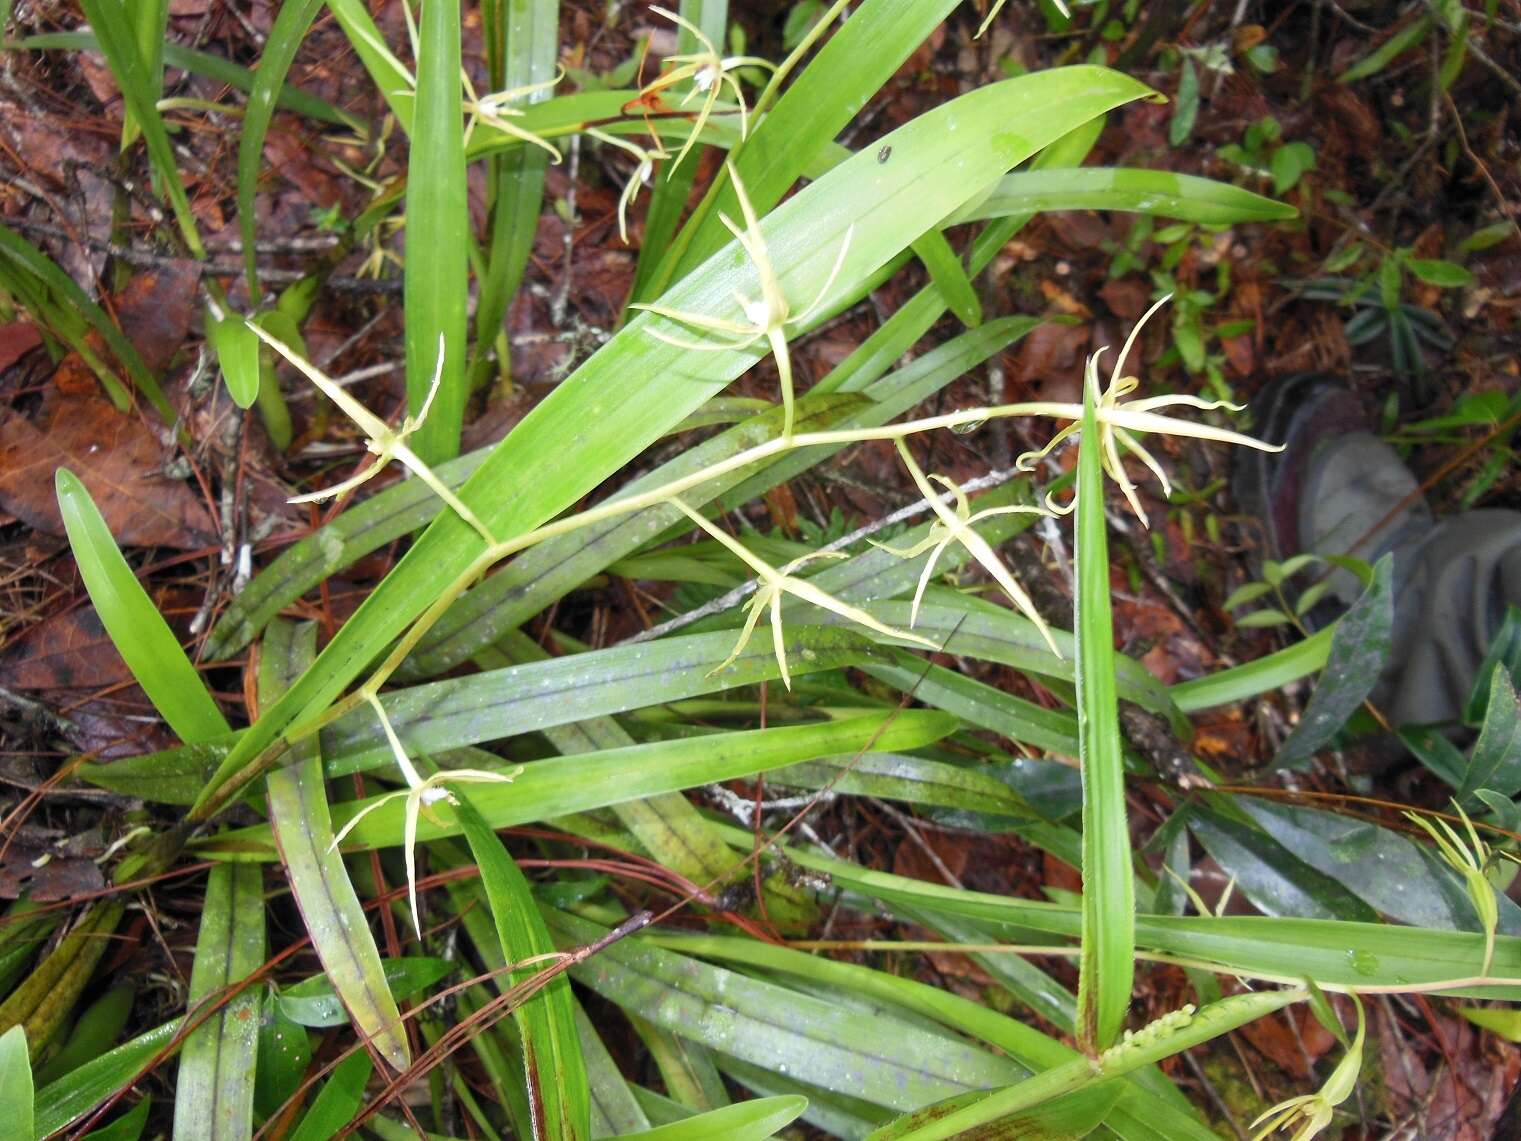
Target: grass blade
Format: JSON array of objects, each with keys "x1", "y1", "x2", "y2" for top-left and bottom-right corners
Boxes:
[
  {"x1": 263, "y1": 619, "x2": 412, "y2": 1072},
  {"x1": 55, "y1": 469, "x2": 228, "y2": 744},
  {"x1": 405, "y1": 0, "x2": 469, "y2": 462},
  {"x1": 454, "y1": 793, "x2": 590, "y2": 1139},
  {"x1": 908, "y1": 230, "x2": 981, "y2": 327},
  {"x1": 120, "y1": 0, "x2": 167, "y2": 149},
  {"x1": 1072, "y1": 369, "x2": 1133, "y2": 1052},
  {"x1": 546, "y1": 909, "x2": 1024, "y2": 1112},
  {"x1": 287, "y1": 1051, "x2": 373, "y2": 1141},
  {"x1": 35, "y1": 1019, "x2": 182, "y2": 1136},
  {"x1": 87, "y1": 625, "x2": 879, "y2": 802},
  {"x1": 171, "y1": 863, "x2": 265, "y2": 1140},
  {"x1": 236, "y1": 0, "x2": 325, "y2": 296},
  {"x1": 76, "y1": 0, "x2": 203, "y2": 256}
]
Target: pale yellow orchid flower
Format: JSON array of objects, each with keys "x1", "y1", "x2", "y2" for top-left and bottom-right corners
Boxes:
[
  {"x1": 329, "y1": 693, "x2": 523, "y2": 937},
  {"x1": 640, "y1": 6, "x2": 775, "y2": 174},
  {"x1": 586, "y1": 128, "x2": 669, "y2": 244},
  {"x1": 249, "y1": 324, "x2": 497, "y2": 545},
  {"x1": 462, "y1": 69, "x2": 563, "y2": 160},
  {"x1": 876, "y1": 439, "x2": 1059, "y2": 655},
  {"x1": 1405, "y1": 803, "x2": 1500, "y2": 977},
  {"x1": 633, "y1": 162, "x2": 850, "y2": 440},
  {"x1": 1016, "y1": 294, "x2": 1282, "y2": 525},
  {"x1": 672, "y1": 499, "x2": 932, "y2": 689},
  {"x1": 1251, "y1": 996, "x2": 1364, "y2": 1141}
]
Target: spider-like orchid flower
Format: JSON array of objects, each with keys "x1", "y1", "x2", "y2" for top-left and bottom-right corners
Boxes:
[
  {"x1": 1015, "y1": 294, "x2": 1282, "y2": 525},
  {"x1": 462, "y1": 69, "x2": 563, "y2": 160},
  {"x1": 672, "y1": 500, "x2": 932, "y2": 689},
  {"x1": 1250, "y1": 996, "x2": 1364, "y2": 1141},
  {"x1": 329, "y1": 694, "x2": 522, "y2": 937},
  {"x1": 586, "y1": 128, "x2": 669, "y2": 244},
  {"x1": 1405, "y1": 803, "x2": 1501, "y2": 977},
  {"x1": 875, "y1": 440, "x2": 1060, "y2": 655},
  {"x1": 633, "y1": 162, "x2": 850, "y2": 440},
  {"x1": 249, "y1": 324, "x2": 497, "y2": 545},
  {"x1": 638, "y1": 6, "x2": 775, "y2": 174}
]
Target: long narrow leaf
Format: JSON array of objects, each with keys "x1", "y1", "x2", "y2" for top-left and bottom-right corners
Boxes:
[
  {"x1": 405, "y1": 0, "x2": 469, "y2": 461},
  {"x1": 205, "y1": 710, "x2": 956, "y2": 858},
  {"x1": 171, "y1": 862, "x2": 265, "y2": 1140},
  {"x1": 236, "y1": 0, "x2": 325, "y2": 296},
  {"x1": 1073, "y1": 367, "x2": 1132, "y2": 1052},
  {"x1": 263, "y1": 619, "x2": 412, "y2": 1072},
  {"x1": 55, "y1": 469, "x2": 229, "y2": 744},
  {"x1": 455, "y1": 794, "x2": 590, "y2": 1139}
]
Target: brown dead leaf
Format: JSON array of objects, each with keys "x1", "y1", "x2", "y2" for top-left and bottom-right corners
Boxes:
[
  {"x1": 0, "y1": 600, "x2": 181, "y2": 757},
  {"x1": 0, "y1": 390, "x2": 215, "y2": 548},
  {"x1": 0, "y1": 843, "x2": 105, "y2": 901},
  {"x1": 0, "y1": 322, "x2": 42, "y2": 374},
  {"x1": 113, "y1": 262, "x2": 200, "y2": 375},
  {"x1": 1099, "y1": 278, "x2": 1151, "y2": 321},
  {"x1": 1012, "y1": 322, "x2": 1090, "y2": 388}
]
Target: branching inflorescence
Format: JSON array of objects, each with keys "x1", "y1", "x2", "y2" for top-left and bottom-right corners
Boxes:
[{"x1": 257, "y1": 193, "x2": 1281, "y2": 937}]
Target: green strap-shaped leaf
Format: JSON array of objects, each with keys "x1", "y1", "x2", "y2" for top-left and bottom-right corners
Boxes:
[
  {"x1": 56, "y1": 469, "x2": 229, "y2": 745},
  {"x1": 263, "y1": 619, "x2": 411, "y2": 1072},
  {"x1": 404, "y1": 0, "x2": 468, "y2": 462},
  {"x1": 34, "y1": 1019, "x2": 182, "y2": 1136},
  {"x1": 545, "y1": 909, "x2": 1024, "y2": 1112},
  {"x1": 715, "y1": 820, "x2": 1521, "y2": 998},
  {"x1": 1072, "y1": 369, "x2": 1132, "y2": 1053},
  {"x1": 286, "y1": 1051, "x2": 374, "y2": 1141},
  {"x1": 171, "y1": 862, "x2": 265, "y2": 1140},
  {"x1": 86, "y1": 625, "x2": 880, "y2": 803},
  {"x1": 948, "y1": 167, "x2": 1297, "y2": 226},
  {"x1": 190, "y1": 66, "x2": 1157, "y2": 819},
  {"x1": 604, "y1": 1096, "x2": 807, "y2": 1141},
  {"x1": 0, "y1": 1026, "x2": 31, "y2": 1139},
  {"x1": 455, "y1": 793, "x2": 590, "y2": 1139},
  {"x1": 206, "y1": 710, "x2": 956, "y2": 858}
]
